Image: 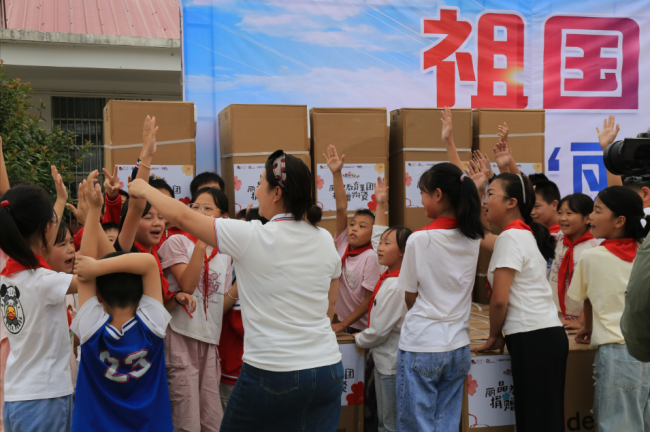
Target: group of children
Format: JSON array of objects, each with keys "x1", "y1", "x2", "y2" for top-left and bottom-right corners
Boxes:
[{"x1": 0, "y1": 110, "x2": 649, "y2": 432}]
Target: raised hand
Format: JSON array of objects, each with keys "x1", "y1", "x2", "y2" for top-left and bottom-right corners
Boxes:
[
  {"x1": 175, "y1": 292, "x2": 197, "y2": 313},
  {"x1": 66, "y1": 182, "x2": 89, "y2": 225},
  {"x1": 497, "y1": 122, "x2": 509, "y2": 143},
  {"x1": 493, "y1": 141, "x2": 512, "y2": 173},
  {"x1": 102, "y1": 165, "x2": 121, "y2": 197},
  {"x1": 441, "y1": 106, "x2": 453, "y2": 143},
  {"x1": 84, "y1": 171, "x2": 103, "y2": 210},
  {"x1": 73, "y1": 255, "x2": 101, "y2": 282},
  {"x1": 466, "y1": 159, "x2": 489, "y2": 192},
  {"x1": 128, "y1": 178, "x2": 149, "y2": 199},
  {"x1": 596, "y1": 115, "x2": 620, "y2": 150},
  {"x1": 323, "y1": 145, "x2": 345, "y2": 173},
  {"x1": 141, "y1": 115, "x2": 158, "y2": 159},
  {"x1": 51, "y1": 166, "x2": 68, "y2": 204},
  {"x1": 374, "y1": 176, "x2": 388, "y2": 206}
]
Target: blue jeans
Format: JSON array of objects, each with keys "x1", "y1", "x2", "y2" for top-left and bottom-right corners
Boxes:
[
  {"x1": 594, "y1": 344, "x2": 650, "y2": 432},
  {"x1": 3, "y1": 394, "x2": 73, "y2": 432},
  {"x1": 374, "y1": 369, "x2": 397, "y2": 432},
  {"x1": 396, "y1": 346, "x2": 471, "y2": 432},
  {"x1": 221, "y1": 362, "x2": 344, "y2": 432}
]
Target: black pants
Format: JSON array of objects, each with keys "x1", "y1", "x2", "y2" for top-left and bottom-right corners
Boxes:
[{"x1": 505, "y1": 326, "x2": 568, "y2": 432}]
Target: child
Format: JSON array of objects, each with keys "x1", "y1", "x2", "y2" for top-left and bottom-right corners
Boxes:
[
  {"x1": 324, "y1": 145, "x2": 380, "y2": 334},
  {"x1": 190, "y1": 172, "x2": 225, "y2": 197},
  {"x1": 531, "y1": 180, "x2": 561, "y2": 234},
  {"x1": 102, "y1": 222, "x2": 120, "y2": 245},
  {"x1": 474, "y1": 173, "x2": 567, "y2": 432},
  {"x1": 396, "y1": 161, "x2": 485, "y2": 431},
  {"x1": 568, "y1": 186, "x2": 650, "y2": 431},
  {"x1": 157, "y1": 187, "x2": 236, "y2": 430},
  {"x1": 0, "y1": 182, "x2": 77, "y2": 432},
  {"x1": 548, "y1": 194, "x2": 599, "y2": 327},
  {"x1": 70, "y1": 173, "x2": 174, "y2": 431},
  {"x1": 355, "y1": 178, "x2": 410, "y2": 432}
]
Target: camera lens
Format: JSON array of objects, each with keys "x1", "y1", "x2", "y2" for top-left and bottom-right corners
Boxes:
[{"x1": 604, "y1": 138, "x2": 650, "y2": 176}]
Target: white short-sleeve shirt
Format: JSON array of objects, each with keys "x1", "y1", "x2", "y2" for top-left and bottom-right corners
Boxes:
[
  {"x1": 397, "y1": 228, "x2": 481, "y2": 353},
  {"x1": 488, "y1": 229, "x2": 562, "y2": 336},
  {"x1": 0, "y1": 267, "x2": 74, "y2": 401},
  {"x1": 215, "y1": 213, "x2": 342, "y2": 372}
]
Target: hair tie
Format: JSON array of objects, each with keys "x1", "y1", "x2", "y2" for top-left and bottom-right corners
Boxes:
[
  {"x1": 460, "y1": 173, "x2": 468, "y2": 182},
  {"x1": 517, "y1": 174, "x2": 526, "y2": 204},
  {"x1": 272, "y1": 152, "x2": 287, "y2": 188},
  {"x1": 0, "y1": 200, "x2": 9, "y2": 208}
]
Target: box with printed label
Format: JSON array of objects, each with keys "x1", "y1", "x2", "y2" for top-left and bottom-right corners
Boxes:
[{"x1": 336, "y1": 333, "x2": 365, "y2": 432}]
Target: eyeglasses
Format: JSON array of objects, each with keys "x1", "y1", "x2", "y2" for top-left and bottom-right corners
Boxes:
[
  {"x1": 189, "y1": 203, "x2": 218, "y2": 215},
  {"x1": 482, "y1": 191, "x2": 511, "y2": 205}
]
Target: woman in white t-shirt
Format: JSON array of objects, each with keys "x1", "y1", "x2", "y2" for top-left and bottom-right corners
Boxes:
[
  {"x1": 158, "y1": 187, "x2": 235, "y2": 431},
  {"x1": 395, "y1": 162, "x2": 485, "y2": 432},
  {"x1": 568, "y1": 186, "x2": 650, "y2": 431},
  {"x1": 0, "y1": 184, "x2": 78, "y2": 432},
  {"x1": 129, "y1": 150, "x2": 344, "y2": 432},
  {"x1": 474, "y1": 173, "x2": 567, "y2": 432}
]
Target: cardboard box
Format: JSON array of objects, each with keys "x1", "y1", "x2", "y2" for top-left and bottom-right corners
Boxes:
[
  {"x1": 472, "y1": 109, "x2": 545, "y2": 175},
  {"x1": 218, "y1": 104, "x2": 310, "y2": 216},
  {"x1": 310, "y1": 108, "x2": 389, "y2": 236},
  {"x1": 104, "y1": 100, "x2": 196, "y2": 174},
  {"x1": 337, "y1": 333, "x2": 364, "y2": 432},
  {"x1": 388, "y1": 108, "x2": 473, "y2": 232}
]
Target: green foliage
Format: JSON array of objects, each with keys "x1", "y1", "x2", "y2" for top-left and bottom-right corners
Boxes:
[{"x1": 0, "y1": 61, "x2": 92, "y2": 200}]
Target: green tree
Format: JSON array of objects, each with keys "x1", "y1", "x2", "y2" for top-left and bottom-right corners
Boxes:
[{"x1": 0, "y1": 60, "x2": 92, "y2": 202}]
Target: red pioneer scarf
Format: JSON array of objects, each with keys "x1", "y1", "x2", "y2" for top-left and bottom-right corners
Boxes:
[
  {"x1": 600, "y1": 238, "x2": 638, "y2": 263},
  {"x1": 556, "y1": 230, "x2": 594, "y2": 316},
  {"x1": 548, "y1": 223, "x2": 561, "y2": 234},
  {"x1": 185, "y1": 234, "x2": 219, "y2": 320},
  {"x1": 1, "y1": 254, "x2": 52, "y2": 276},
  {"x1": 134, "y1": 241, "x2": 172, "y2": 301},
  {"x1": 341, "y1": 244, "x2": 373, "y2": 266},
  {"x1": 417, "y1": 217, "x2": 457, "y2": 231},
  {"x1": 368, "y1": 269, "x2": 401, "y2": 326},
  {"x1": 502, "y1": 219, "x2": 534, "y2": 233}
]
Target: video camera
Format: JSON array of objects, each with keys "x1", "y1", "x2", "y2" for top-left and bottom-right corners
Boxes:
[{"x1": 603, "y1": 129, "x2": 650, "y2": 177}]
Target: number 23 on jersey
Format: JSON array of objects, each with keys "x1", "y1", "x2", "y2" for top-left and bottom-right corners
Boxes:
[{"x1": 100, "y1": 349, "x2": 151, "y2": 383}]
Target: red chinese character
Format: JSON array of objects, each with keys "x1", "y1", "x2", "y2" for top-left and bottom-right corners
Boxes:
[
  {"x1": 421, "y1": 8, "x2": 475, "y2": 107},
  {"x1": 544, "y1": 16, "x2": 639, "y2": 109},
  {"x1": 472, "y1": 13, "x2": 528, "y2": 108}
]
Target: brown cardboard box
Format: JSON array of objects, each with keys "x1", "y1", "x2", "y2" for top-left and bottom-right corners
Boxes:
[
  {"x1": 472, "y1": 109, "x2": 545, "y2": 174},
  {"x1": 218, "y1": 104, "x2": 310, "y2": 216},
  {"x1": 388, "y1": 108, "x2": 473, "y2": 232},
  {"x1": 310, "y1": 108, "x2": 389, "y2": 236},
  {"x1": 104, "y1": 100, "x2": 196, "y2": 173},
  {"x1": 337, "y1": 333, "x2": 364, "y2": 432}
]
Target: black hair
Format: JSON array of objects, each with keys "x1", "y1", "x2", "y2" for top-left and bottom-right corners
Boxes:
[
  {"x1": 54, "y1": 221, "x2": 74, "y2": 246},
  {"x1": 96, "y1": 251, "x2": 144, "y2": 308},
  {"x1": 9, "y1": 180, "x2": 34, "y2": 189},
  {"x1": 496, "y1": 173, "x2": 556, "y2": 260},
  {"x1": 380, "y1": 226, "x2": 413, "y2": 254},
  {"x1": 118, "y1": 189, "x2": 129, "y2": 198},
  {"x1": 597, "y1": 186, "x2": 650, "y2": 241},
  {"x1": 191, "y1": 187, "x2": 229, "y2": 216},
  {"x1": 235, "y1": 209, "x2": 247, "y2": 220},
  {"x1": 534, "y1": 180, "x2": 561, "y2": 205},
  {"x1": 354, "y1": 209, "x2": 376, "y2": 222},
  {"x1": 0, "y1": 186, "x2": 54, "y2": 268},
  {"x1": 245, "y1": 207, "x2": 269, "y2": 224},
  {"x1": 265, "y1": 150, "x2": 322, "y2": 226},
  {"x1": 190, "y1": 172, "x2": 225, "y2": 197},
  {"x1": 528, "y1": 173, "x2": 549, "y2": 186},
  {"x1": 102, "y1": 222, "x2": 120, "y2": 232},
  {"x1": 622, "y1": 175, "x2": 650, "y2": 193},
  {"x1": 149, "y1": 178, "x2": 175, "y2": 199},
  {"x1": 558, "y1": 193, "x2": 594, "y2": 217},
  {"x1": 418, "y1": 163, "x2": 484, "y2": 240},
  {"x1": 118, "y1": 198, "x2": 152, "y2": 231}
]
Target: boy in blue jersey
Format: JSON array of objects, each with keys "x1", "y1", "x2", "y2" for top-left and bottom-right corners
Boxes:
[{"x1": 71, "y1": 172, "x2": 174, "y2": 432}]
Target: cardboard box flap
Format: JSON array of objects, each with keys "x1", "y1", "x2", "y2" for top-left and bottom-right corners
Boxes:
[
  {"x1": 473, "y1": 109, "x2": 545, "y2": 136},
  {"x1": 222, "y1": 104, "x2": 308, "y2": 119},
  {"x1": 311, "y1": 107, "x2": 387, "y2": 114}
]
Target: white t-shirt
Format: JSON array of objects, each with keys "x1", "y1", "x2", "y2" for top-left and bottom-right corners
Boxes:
[
  {"x1": 397, "y1": 227, "x2": 481, "y2": 353},
  {"x1": 488, "y1": 229, "x2": 562, "y2": 336},
  {"x1": 215, "y1": 213, "x2": 342, "y2": 372},
  {"x1": 548, "y1": 232, "x2": 600, "y2": 317},
  {"x1": 158, "y1": 235, "x2": 232, "y2": 344},
  {"x1": 0, "y1": 267, "x2": 74, "y2": 401}
]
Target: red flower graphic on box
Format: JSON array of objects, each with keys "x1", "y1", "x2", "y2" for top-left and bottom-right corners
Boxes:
[
  {"x1": 367, "y1": 194, "x2": 377, "y2": 211},
  {"x1": 179, "y1": 197, "x2": 190, "y2": 205},
  {"x1": 467, "y1": 374, "x2": 478, "y2": 396},
  {"x1": 234, "y1": 176, "x2": 242, "y2": 191},
  {"x1": 405, "y1": 173, "x2": 412, "y2": 187},
  {"x1": 317, "y1": 175, "x2": 324, "y2": 190},
  {"x1": 346, "y1": 382, "x2": 364, "y2": 405}
]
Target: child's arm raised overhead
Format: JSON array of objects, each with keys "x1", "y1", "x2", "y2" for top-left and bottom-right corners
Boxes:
[
  {"x1": 324, "y1": 145, "x2": 348, "y2": 237},
  {"x1": 441, "y1": 107, "x2": 464, "y2": 172},
  {"x1": 374, "y1": 177, "x2": 388, "y2": 227},
  {"x1": 597, "y1": 115, "x2": 623, "y2": 187},
  {"x1": 0, "y1": 136, "x2": 9, "y2": 195},
  {"x1": 48, "y1": 166, "x2": 69, "y2": 248},
  {"x1": 117, "y1": 116, "x2": 157, "y2": 252},
  {"x1": 497, "y1": 122, "x2": 520, "y2": 175},
  {"x1": 493, "y1": 141, "x2": 514, "y2": 174}
]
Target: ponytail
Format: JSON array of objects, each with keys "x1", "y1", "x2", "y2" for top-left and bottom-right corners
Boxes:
[
  {"x1": 418, "y1": 163, "x2": 484, "y2": 240},
  {"x1": 0, "y1": 186, "x2": 54, "y2": 268},
  {"x1": 597, "y1": 186, "x2": 649, "y2": 241},
  {"x1": 497, "y1": 173, "x2": 556, "y2": 260}
]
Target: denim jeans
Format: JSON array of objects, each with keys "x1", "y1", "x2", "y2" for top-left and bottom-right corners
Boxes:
[
  {"x1": 396, "y1": 346, "x2": 471, "y2": 432},
  {"x1": 220, "y1": 362, "x2": 344, "y2": 432},
  {"x1": 593, "y1": 343, "x2": 650, "y2": 432},
  {"x1": 3, "y1": 394, "x2": 73, "y2": 432},
  {"x1": 374, "y1": 369, "x2": 397, "y2": 432}
]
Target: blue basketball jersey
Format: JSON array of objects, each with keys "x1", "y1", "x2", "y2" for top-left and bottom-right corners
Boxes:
[{"x1": 71, "y1": 296, "x2": 172, "y2": 432}]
